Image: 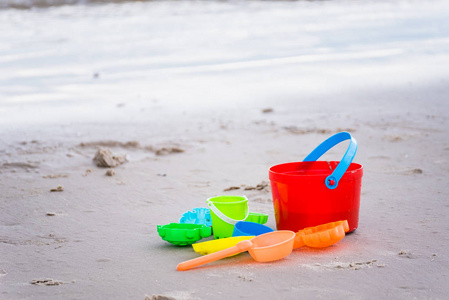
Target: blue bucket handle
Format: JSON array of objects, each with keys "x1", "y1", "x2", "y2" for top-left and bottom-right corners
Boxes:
[{"x1": 303, "y1": 132, "x2": 357, "y2": 190}]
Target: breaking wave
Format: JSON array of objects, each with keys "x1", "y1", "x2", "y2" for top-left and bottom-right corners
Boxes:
[{"x1": 0, "y1": 0, "x2": 160, "y2": 9}]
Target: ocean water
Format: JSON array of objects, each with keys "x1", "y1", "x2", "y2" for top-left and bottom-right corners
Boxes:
[{"x1": 0, "y1": 0, "x2": 448, "y2": 125}]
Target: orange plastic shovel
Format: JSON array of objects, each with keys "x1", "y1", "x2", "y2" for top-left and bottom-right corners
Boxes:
[{"x1": 177, "y1": 230, "x2": 295, "y2": 271}]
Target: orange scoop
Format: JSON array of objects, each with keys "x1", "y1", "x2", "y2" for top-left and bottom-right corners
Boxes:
[
  {"x1": 177, "y1": 230, "x2": 295, "y2": 271},
  {"x1": 293, "y1": 220, "x2": 350, "y2": 249}
]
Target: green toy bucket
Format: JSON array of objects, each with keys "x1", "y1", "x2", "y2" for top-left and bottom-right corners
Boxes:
[{"x1": 207, "y1": 196, "x2": 249, "y2": 239}]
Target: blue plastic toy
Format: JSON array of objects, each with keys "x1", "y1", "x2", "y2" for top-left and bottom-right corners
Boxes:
[
  {"x1": 232, "y1": 221, "x2": 274, "y2": 237},
  {"x1": 179, "y1": 207, "x2": 212, "y2": 227}
]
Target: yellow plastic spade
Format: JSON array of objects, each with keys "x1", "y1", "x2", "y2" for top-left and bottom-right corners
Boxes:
[{"x1": 192, "y1": 236, "x2": 254, "y2": 256}]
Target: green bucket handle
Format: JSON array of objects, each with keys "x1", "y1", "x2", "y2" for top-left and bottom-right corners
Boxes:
[{"x1": 207, "y1": 197, "x2": 249, "y2": 225}]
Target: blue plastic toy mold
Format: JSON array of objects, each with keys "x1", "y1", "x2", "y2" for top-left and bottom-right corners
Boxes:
[
  {"x1": 232, "y1": 221, "x2": 274, "y2": 237},
  {"x1": 179, "y1": 207, "x2": 212, "y2": 227}
]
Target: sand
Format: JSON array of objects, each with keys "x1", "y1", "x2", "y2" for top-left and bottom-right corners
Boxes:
[{"x1": 1, "y1": 0, "x2": 449, "y2": 299}]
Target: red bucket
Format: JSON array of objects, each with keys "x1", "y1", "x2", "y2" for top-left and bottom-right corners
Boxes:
[{"x1": 269, "y1": 132, "x2": 363, "y2": 232}]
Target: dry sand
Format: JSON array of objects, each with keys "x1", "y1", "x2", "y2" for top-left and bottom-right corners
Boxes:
[
  {"x1": 1, "y1": 85, "x2": 448, "y2": 300},
  {"x1": 1, "y1": 0, "x2": 449, "y2": 299}
]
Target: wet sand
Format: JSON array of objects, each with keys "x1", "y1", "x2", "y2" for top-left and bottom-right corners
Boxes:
[{"x1": 1, "y1": 0, "x2": 449, "y2": 299}]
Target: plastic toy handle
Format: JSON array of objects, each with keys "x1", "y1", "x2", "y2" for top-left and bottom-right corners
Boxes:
[
  {"x1": 207, "y1": 200, "x2": 249, "y2": 225},
  {"x1": 303, "y1": 132, "x2": 357, "y2": 189},
  {"x1": 293, "y1": 231, "x2": 306, "y2": 249},
  {"x1": 177, "y1": 240, "x2": 253, "y2": 271}
]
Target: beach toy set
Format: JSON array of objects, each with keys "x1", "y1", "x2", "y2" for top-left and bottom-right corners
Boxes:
[
  {"x1": 157, "y1": 132, "x2": 363, "y2": 271},
  {"x1": 157, "y1": 196, "x2": 269, "y2": 246}
]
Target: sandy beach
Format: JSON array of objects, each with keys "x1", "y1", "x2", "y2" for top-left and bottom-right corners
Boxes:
[{"x1": 1, "y1": 0, "x2": 449, "y2": 299}]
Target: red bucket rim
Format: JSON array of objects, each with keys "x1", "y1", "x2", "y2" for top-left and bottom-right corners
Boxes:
[{"x1": 269, "y1": 161, "x2": 363, "y2": 183}]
